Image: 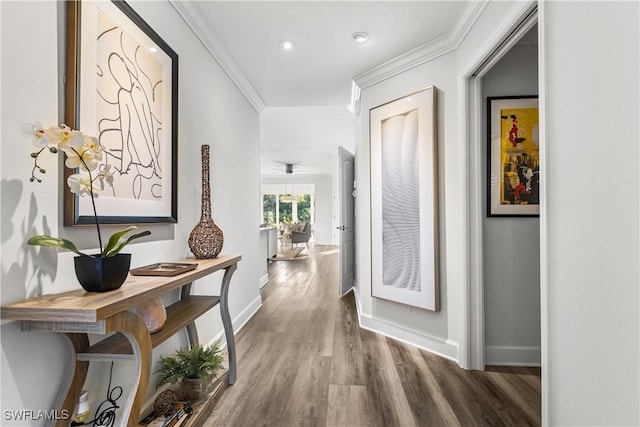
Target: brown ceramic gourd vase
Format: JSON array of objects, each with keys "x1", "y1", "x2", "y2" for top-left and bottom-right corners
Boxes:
[{"x1": 188, "y1": 145, "x2": 224, "y2": 259}]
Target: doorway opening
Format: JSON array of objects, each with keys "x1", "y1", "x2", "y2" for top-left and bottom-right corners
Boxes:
[
  {"x1": 482, "y1": 25, "x2": 540, "y2": 368},
  {"x1": 463, "y1": 5, "x2": 539, "y2": 371}
]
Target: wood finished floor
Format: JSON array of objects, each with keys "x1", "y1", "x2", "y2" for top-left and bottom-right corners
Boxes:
[{"x1": 203, "y1": 245, "x2": 541, "y2": 427}]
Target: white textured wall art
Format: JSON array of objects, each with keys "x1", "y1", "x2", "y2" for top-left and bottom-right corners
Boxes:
[
  {"x1": 381, "y1": 109, "x2": 421, "y2": 291},
  {"x1": 370, "y1": 87, "x2": 439, "y2": 311}
]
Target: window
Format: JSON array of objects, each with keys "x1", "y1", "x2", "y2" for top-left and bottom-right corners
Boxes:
[
  {"x1": 278, "y1": 194, "x2": 293, "y2": 223},
  {"x1": 263, "y1": 194, "x2": 276, "y2": 225},
  {"x1": 296, "y1": 194, "x2": 313, "y2": 223},
  {"x1": 262, "y1": 189, "x2": 315, "y2": 226}
]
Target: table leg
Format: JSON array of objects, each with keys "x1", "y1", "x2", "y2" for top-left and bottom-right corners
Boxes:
[
  {"x1": 181, "y1": 283, "x2": 200, "y2": 348},
  {"x1": 106, "y1": 311, "x2": 152, "y2": 427},
  {"x1": 56, "y1": 333, "x2": 89, "y2": 427},
  {"x1": 220, "y1": 263, "x2": 238, "y2": 384}
]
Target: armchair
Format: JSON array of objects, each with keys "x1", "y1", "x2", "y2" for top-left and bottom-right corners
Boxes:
[{"x1": 291, "y1": 222, "x2": 311, "y2": 250}]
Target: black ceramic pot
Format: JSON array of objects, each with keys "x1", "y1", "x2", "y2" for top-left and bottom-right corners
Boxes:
[{"x1": 74, "y1": 253, "x2": 131, "y2": 292}]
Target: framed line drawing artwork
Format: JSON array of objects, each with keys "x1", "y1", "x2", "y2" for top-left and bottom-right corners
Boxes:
[
  {"x1": 64, "y1": 0, "x2": 178, "y2": 225},
  {"x1": 370, "y1": 87, "x2": 440, "y2": 312},
  {"x1": 487, "y1": 96, "x2": 539, "y2": 217}
]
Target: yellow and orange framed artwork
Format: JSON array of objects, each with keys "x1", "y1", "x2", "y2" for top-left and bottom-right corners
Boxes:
[{"x1": 487, "y1": 96, "x2": 539, "y2": 216}]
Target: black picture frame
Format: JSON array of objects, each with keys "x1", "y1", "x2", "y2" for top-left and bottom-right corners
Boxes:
[
  {"x1": 487, "y1": 95, "x2": 539, "y2": 217},
  {"x1": 64, "y1": 0, "x2": 178, "y2": 225}
]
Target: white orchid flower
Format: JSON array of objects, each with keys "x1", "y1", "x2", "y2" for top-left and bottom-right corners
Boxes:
[
  {"x1": 83, "y1": 135, "x2": 103, "y2": 158},
  {"x1": 65, "y1": 147, "x2": 99, "y2": 171},
  {"x1": 25, "y1": 122, "x2": 50, "y2": 147},
  {"x1": 28, "y1": 122, "x2": 152, "y2": 260},
  {"x1": 45, "y1": 126, "x2": 64, "y2": 145},
  {"x1": 67, "y1": 173, "x2": 100, "y2": 198},
  {"x1": 58, "y1": 127, "x2": 85, "y2": 152}
]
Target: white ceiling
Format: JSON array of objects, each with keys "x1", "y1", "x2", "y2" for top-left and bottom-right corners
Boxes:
[
  {"x1": 260, "y1": 105, "x2": 355, "y2": 176},
  {"x1": 181, "y1": 1, "x2": 473, "y2": 175},
  {"x1": 195, "y1": 1, "x2": 469, "y2": 107}
]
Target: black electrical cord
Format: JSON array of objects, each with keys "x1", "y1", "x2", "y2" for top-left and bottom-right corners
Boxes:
[{"x1": 70, "y1": 362, "x2": 122, "y2": 427}]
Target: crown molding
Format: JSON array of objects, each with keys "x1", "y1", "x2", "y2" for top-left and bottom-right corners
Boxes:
[
  {"x1": 351, "y1": 0, "x2": 489, "y2": 105},
  {"x1": 169, "y1": 0, "x2": 266, "y2": 112}
]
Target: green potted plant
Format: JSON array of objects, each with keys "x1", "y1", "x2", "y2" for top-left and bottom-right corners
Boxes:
[
  {"x1": 156, "y1": 341, "x2": 224, "y2": 402},
  {"x1": 25, "y1": 122, "x2": 150, "y2": 292}
]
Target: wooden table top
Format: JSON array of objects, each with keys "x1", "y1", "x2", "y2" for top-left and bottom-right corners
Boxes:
[{"x1": 0, "y1": 255, "x2": 241, "y2": 323}]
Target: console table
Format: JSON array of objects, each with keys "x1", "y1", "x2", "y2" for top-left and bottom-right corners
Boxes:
[{"x1": 0, "y1": 254, "x2": 241, "y2": 427}]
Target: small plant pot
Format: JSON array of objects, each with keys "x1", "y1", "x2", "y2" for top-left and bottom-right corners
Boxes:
[
  {"x1": 181, "y1": 378, "x2": 202, "y2": 402},
  {"x1": 74, "y1": 253, "x2": 131, "y2": 292}
]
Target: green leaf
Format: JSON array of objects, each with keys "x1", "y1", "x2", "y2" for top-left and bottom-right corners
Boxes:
[
  {"x1": 154, "y1": 341, "x2": 224, "y2": 388},
  {"x1": 27, "y1": 235, "x2": 89, "y2": 257},
  {"x1": 102, "y1": 226, "x2": 137, "y2": 255},
  {"x1": 103, "y1": 226, "x2": 151, "y2": 257}
]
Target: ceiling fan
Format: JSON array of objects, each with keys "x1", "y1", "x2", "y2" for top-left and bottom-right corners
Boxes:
[{"x1": 270, "y1": 161, "x2": 310, "y2": 175}]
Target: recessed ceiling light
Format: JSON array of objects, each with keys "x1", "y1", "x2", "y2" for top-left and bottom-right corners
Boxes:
[
  {"x1": 352, "y1": 32, "x2": 369, "y2": 44},
  {"x1": 279, "y1": 40, "x2": 295, "y2": 51}
]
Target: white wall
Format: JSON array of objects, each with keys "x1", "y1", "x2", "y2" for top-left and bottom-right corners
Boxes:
[
  {"x1": 353, "y1": 0, "x2": 534, "y2": 363},
  {"x1": 260, "y1": 174, "x2": 334, "y2": 245},
  {"x1": 355, "y1": 2, "x2": 640, "y2": 423},
  {"x1": 540, "y1": 1, "x2": 639, "y2": 425},
  {"x1": 1, "y1": 3, "x2": 70, "y2": 423},
  {"x1": 482, "y1": 40, "x2": 541, "y2": 366},
  {"x1": 356, "y1": 52, "x2": 459, "y2": 359},
  {"x1": 1, "y1": 0, "x2": 261, "y2": 423}
]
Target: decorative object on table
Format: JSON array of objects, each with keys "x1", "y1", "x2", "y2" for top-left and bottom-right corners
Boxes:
[
  {"x1": 164, "y1": 401, "x2": 193, "y2": 427},
  {"x1": 369, "y1": 87, "x2": 440, "y2": 311},
  {"x1": 135, "y1": 296, "x2": 167, "y2": 333},
  {"x1": 153, "y1": 390, "x2": 179, "y2": 416},
  {"x1": 181, "y1": 378, "x2": 204, "y2": 403},
  {"x1": 188, "y1": 145, "x2": 224, "y2": 259},
  {"x1": 74, "y1": 253, "x2": 132, "y2": 293},
  {"x1": 156, "y1": 340, "x2": 224, "y2": 402},
  {"x1": 70, "y1": 362, "x2": 122, "y2": 427},
  {"x1": 25, "y1": 123, "x2": 151, "y2": 292},
  {"x1": 130, "y1": 262, "x2": 198, "y2": 277},
  {"x1": 140, "y1": 395, "x2": 192, "y2": 427},
  {"x1": 64, "y1": 0, "x2": 178, "y2": 225},
  {"x1": 72, "y1": 390, "x2": 90, "y2": 424},
  {"x1": 487, "y1": 96, "x2": 540, "y2": 216}
]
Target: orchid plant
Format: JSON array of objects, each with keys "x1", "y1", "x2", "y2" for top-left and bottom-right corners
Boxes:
[{"x1": 26, "y1": 122, "x2": 150, "y2": 258}]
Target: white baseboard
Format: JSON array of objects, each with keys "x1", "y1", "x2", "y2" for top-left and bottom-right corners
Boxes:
[
  {"x1": 259, "y1": 273, "x2": 269, "y2": 288},
  {"x1": 352, "y1": 284, "x2": 459, "y2": 363},
  {"x1": 485, "y1": 345, "x2": 541, "y2": 367}
]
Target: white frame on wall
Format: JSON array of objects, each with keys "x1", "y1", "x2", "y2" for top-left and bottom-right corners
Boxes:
[{"x1": 369, "y1": 87, "x2": 440, "y2": 312}]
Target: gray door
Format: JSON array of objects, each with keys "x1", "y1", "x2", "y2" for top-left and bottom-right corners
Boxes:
[{"x1": 338, "y1": 146, "x2": 355, "y2": 295}]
